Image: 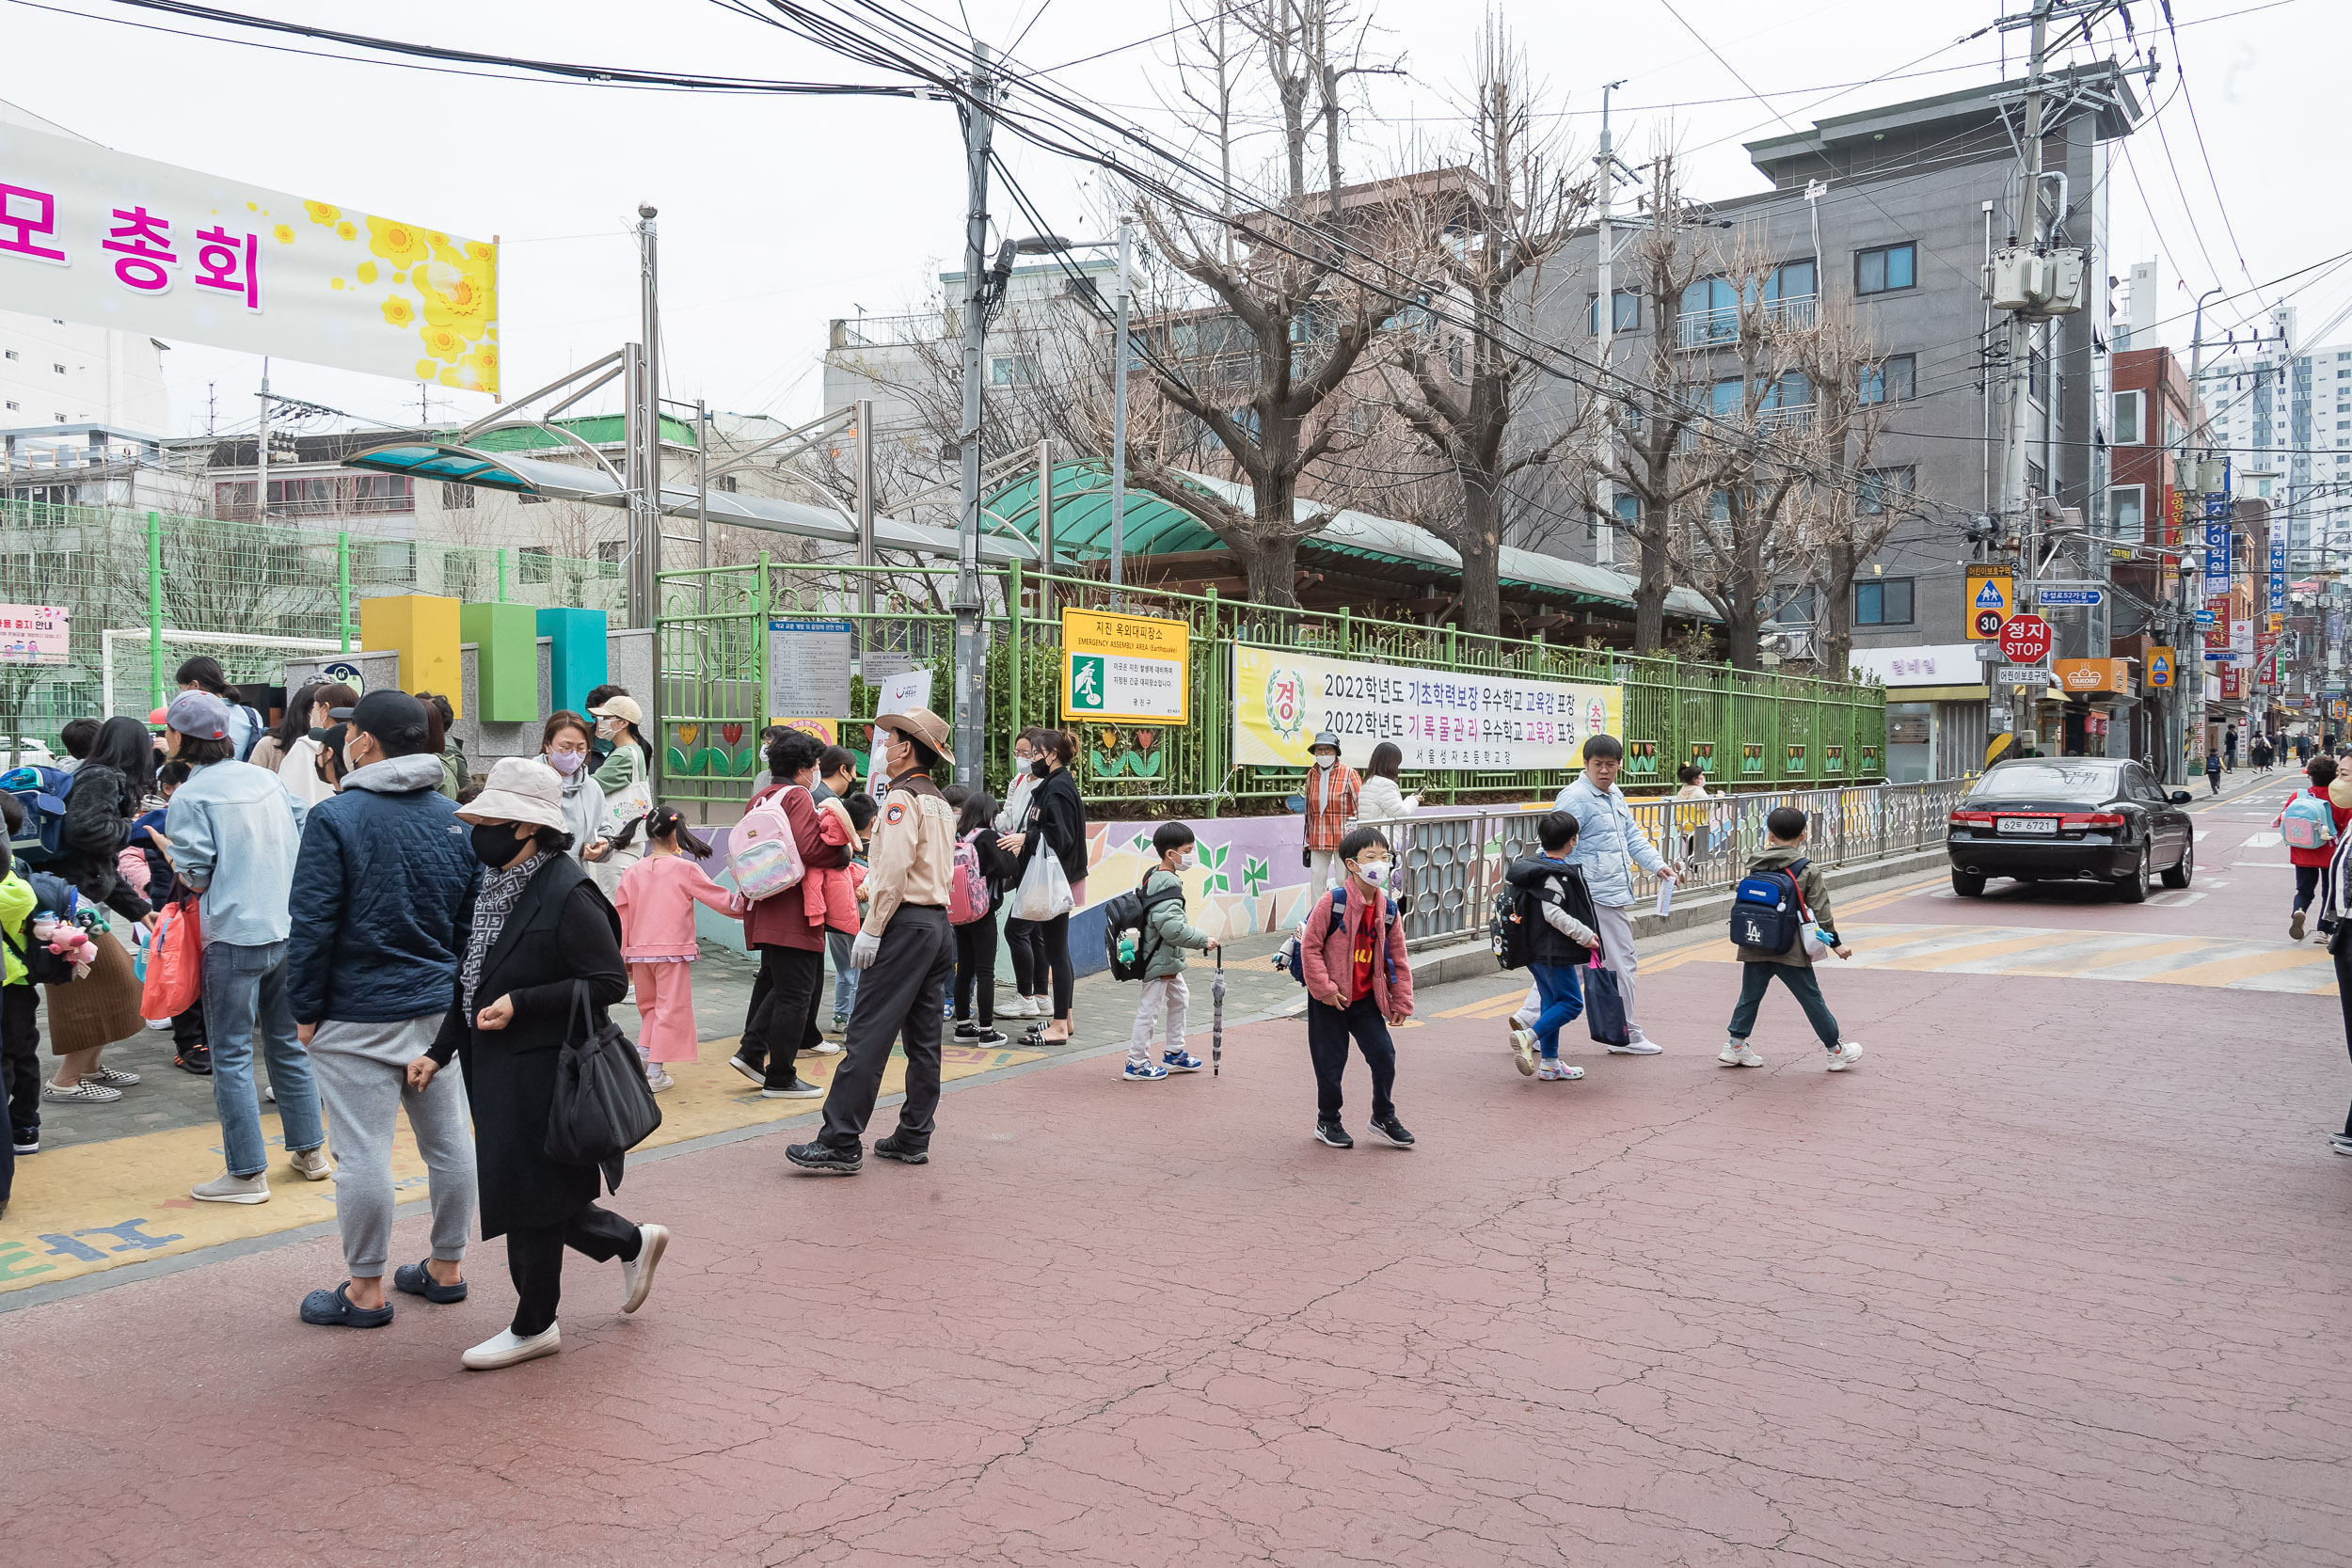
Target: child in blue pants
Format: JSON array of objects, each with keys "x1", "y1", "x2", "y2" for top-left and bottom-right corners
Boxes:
[{"x1": 1503, "y1": 812, "x2": 1604, "y2": 1083}]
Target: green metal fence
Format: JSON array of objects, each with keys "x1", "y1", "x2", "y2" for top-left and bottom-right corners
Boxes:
[
  {"x1": 0, "y1": 499, "x2": 624, "y2": 742},
  {"x1": 656, "y1": 560, "x2": 1886, "y2": 814}
]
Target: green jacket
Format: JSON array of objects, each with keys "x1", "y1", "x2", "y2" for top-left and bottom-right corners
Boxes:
[
  {"x1": 1138, "y1": 867, "x2": 1213, "y2": 979},
  {"x1": 1740, "y1": 842, "x2": 1837, "y2": 967},
  {"x1": 0, "y1": 870, "x2": 33, "y2": 987}
]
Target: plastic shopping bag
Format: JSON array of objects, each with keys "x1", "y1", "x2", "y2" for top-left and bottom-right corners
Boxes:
[
  {"x1": 1011, "y1": 848, "x2": 1075, "y2": 922},
  {"x1": 139, "y1": 901, "x2": 202, "y2": 1020}
]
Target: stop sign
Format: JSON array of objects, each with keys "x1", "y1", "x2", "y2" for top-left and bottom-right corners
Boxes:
[{"x1": 2000, "y1": 612, "x2": 2053, "y2": 663}]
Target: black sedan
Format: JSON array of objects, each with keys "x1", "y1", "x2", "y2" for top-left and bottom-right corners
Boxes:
[{"x1": 1946, "y1": 758, "x2": 2196, "y2": 902}]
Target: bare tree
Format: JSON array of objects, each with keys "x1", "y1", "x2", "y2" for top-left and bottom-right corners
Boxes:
[
  {"x1": 1379, "y1": 20, "x2": 1590, "y2": 634},
  {"x1": 1793, "y1": 309, "x2": 1905, "y2": 679}
]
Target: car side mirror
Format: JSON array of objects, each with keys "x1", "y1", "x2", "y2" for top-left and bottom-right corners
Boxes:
[{"x1": 2169, "y1": 791, "x2": 2191, "y2": 803}]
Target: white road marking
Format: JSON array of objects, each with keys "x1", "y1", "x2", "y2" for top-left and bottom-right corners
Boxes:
[
  {"x1": 2243, "y1": 832, "x2": 2282, "y2": 848},
  {"x1": 2146, "y1": 890, "x2": 2206, "y2": 907}
]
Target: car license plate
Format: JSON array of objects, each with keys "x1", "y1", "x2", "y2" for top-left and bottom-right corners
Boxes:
[{"x1": 1996, "y1": 816, "x2": 2058, "y2": 835}]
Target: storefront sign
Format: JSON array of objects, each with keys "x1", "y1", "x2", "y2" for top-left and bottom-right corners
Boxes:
[
  {"x1": 2203, "y1": 497, "x2": 2232, "y2": 594},
  {"x1": 2054, "y1": 657, "x2": 2133, "y2": 694},
  {"x1": 1062, "y1": 608, "x2": 1189, "y2": 723},
  {"x1": 1848, "y1": 642, "x2": 1978, "y2": 686},
  {"x1": 1232, "y1": 645, "x2": 1620, "y2": 769},
  {"x1": 2271, "y1": 537, "x2": 2289, "y2": 612}
]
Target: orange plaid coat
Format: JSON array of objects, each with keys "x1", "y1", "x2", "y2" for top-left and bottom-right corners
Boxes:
[{"x1": 1304, "y1": 762, "x2": 1361, "y2": 853}]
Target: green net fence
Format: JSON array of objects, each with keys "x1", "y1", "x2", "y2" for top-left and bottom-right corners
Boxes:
[{"x1": 0, "y1": 499, "x2": 624, "y2": 745}]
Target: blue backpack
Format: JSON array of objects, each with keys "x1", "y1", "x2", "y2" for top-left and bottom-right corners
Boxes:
[
  {"x1": 3, "y1": 765, "x2": 74, "y2": 867},
  {"x1": 1729, "y1": 857, "x2": 1811, "y2": 956},
  {"x1": 1276, "y1": 885, "x2": 1399, "y2": 988}
]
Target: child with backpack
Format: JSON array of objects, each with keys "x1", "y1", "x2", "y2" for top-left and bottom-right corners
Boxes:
[
  {"x1": 612, "y1": 805, "x2": 745, "y2": 1092},
  {"x1": 1296, "y1": 826, "x2": 1414, "y2": 1147},
  {"x1": 1499, "y1": 812, "x2": 1605, "y2": 1082},
  {"x1": 948, "y1": 790, "x2": 1016, "y2": 1047},
  {"x1": 1723, "y1": 805, "x2": 1862, "y2": 1071},
  {"x1": 1108, "y1": 822, "x2": 1220, "y2": 1082},
  {"x1": 2281, "y1": 754, "x2": 2350, "y2": 942}
]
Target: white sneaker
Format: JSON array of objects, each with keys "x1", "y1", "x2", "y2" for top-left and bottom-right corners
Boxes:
[
  {"x1": 1826, "y1": 1039, "x2": 1865, "y2": 1071},
  {"x1": 1535, "y1": 1060, "x2": 1584, "y2": 1081},
  {"x1": 1607, "y1": 1037, "x2": 1663, "y2": 1055},
  {"x1": 1718, "y1": 1041, "x2": 1764, "y2": 1068},
  {"x1": 462, "y1": 1323, "x2": 561, "y2": 1370},
  {"x1": 644, "y1": 1068, "x2": 675, "y2": 1093},
  {"x1": 288, "y1": 1147, "x2": 334, "y2": 1181},
  {"x1": 807, "y1": 1038, "x2": 845, "y2": 1056},
  {"x1": 191, "y1": 1170, "x2": 270, "y2": 1204},
  {"x1": 1508, "y1": 1024, "x2": 1537, "y2": 1077},
  {"x1": 621, "y1": 1224, "x2": 668, "y2": 1313}
]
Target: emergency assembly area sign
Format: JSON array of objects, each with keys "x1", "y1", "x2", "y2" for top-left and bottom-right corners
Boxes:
[{"x1": 1061, "y1": 608, "x2": 1189, "y2": 723}]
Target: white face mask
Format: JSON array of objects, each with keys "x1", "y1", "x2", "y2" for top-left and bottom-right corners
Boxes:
[
  {"x1": 1176, "y1": 849, "x2": 1198, "y2": 872},
  {"x1": 1354, "y1": 858, "x2": 1391, "y2": 887},
  {"x1": 1315, "y1": 753, "x2": 1336, "y2": 770}
]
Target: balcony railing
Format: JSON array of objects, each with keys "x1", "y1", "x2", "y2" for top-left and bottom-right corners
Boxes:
[{"x1": 1676, "y1": 293, "x2": 1818, "y2": 351}]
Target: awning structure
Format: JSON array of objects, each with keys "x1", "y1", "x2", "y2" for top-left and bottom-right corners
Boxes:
[
  {"x1": 344, "y1": 441, "x2": 1041, "y2": 566},
  {"x1": 981, "y1": 461, "x2": 1720, "y2": 622}
]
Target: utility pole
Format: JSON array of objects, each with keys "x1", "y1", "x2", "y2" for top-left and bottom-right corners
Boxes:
[
  {"x1": 951, "y1": 41, "x2": 995, "y2": 778},
  {"x1": 1592, "y1": 79, "x2": 1627, "y2": 567},
  {"x1": 255, "y1": 356, "x2": 271, "y2": 525},
  {"x1": 1997, "y1": 1, "x2": 2050, "y2": 621},
  {"x1": 628, "y1": 203, "x2": 661, "y2": 629},
  {"x1": 2183, "y1": 285, "x2": 2226, "y2": 784},
  {"x1": 1107, "y1": 213, "x2": 1133, "y2": 593}
]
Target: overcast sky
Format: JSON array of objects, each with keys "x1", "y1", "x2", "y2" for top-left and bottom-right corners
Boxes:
[{"x1": 0, "y1": 0, "x2": 2328, "y2": 437}]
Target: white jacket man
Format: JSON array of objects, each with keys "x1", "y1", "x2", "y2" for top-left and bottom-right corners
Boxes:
[{"x1": 1539, "y1": 736, "x2": 1679, "y2": 1053}]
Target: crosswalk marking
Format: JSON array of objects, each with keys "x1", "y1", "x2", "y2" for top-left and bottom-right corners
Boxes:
[{"x1": 1665, "y1": 923, "x2": 2339, "y2": 994}]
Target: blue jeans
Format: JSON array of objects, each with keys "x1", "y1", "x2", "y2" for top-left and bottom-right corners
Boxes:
[
  {"x1": 1726, "y1": 961, "x2": 1842, "y2": 1048},
  {"x1": 828, "y1": 927, "x2": 859, "y2": 1022},
  {"x1": 1530, "y1": 963, "x2": 1585, "y2": 1059},
  {"x1": 201, "y1": 940, "x2": 323, "y2": 1178}
]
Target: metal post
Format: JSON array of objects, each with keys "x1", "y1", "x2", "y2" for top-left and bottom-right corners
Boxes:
[
  {"x1": 695, "y1": 398, "x2": 709, "y2": 572},
  {"x1": 1997, "y1": 1, "x2": 2052, "y2": 756},
  {"x1": 1109, "y1": 214, "x2": 1132, "y2": 594},
  {"x1": 624, "y1": 341, "x2": 650, "y2": 627},
  {"x1": 254, "y1": 356, "x2": 271, "y2": 526},
  {"x1": 1009, "y1": 556, "x2": 1024, "y2": 747},
  {"x1": 336, "y1": 530, "x2": 351, "y2": 653},
  {"x1": 855, "y1": 396, "x2": 876, "y2": 676},
  {"x1": 628, "y1": 202, "x2": 662, "y2": 630},
  {"x1": 951, "y1": 41, "x2": 997, "y2": 775},
  {"x1": 1036, "y1": 437, "x2": 1054, "y2": 624},
  {"x1": 146, "y1": 509, "x2": 163, "y2": 711}
]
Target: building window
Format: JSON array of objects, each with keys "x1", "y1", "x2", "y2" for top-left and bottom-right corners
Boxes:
[
  {"x1": 3, "y1": 402, "x2": 14, "y2": 412},
  {"x1": 347, "y1": 474, "x2": 412, "y2": 514},
  {"x1": 1587, "y1": 291, "x2": 1640, "y2": 334},
  {"x1": 1860, "y1": 355, "x2": 1915, "y2": 404},
  {"x1": 2112, "y1": 389, "x2": 2144, "y2": 445},
  {"x1": 440, "y1": 482, "x2": 476, "y2": 510},
  {"x1": 2026, "y1": 460, "x2": 2046, "y2": 496},
  {"x1": 1855, "y1": 243, "x2": 1916, "y2": 295},
  {"x1": 1762, "y1": 583, "x2": 1817, "y2": 626},
  {"x1": 2, "y1": 350, "x2": 15, "y2": 360},
  {"x1": 1858, "y1": 465, "x2": 1915, "y2": 515},
  {"x1": 989, "y1": 355, "x2": 1035, "y2": 386},
  {"x1": 1854, "y1": 577, "x2": 1915, "y2": 626},
  {"x1": 2028, "y1": 348, "x2": 2049, "y2": 404},
  {"x1": 2110, "y1": 483, "x2": 2145, "y2": 539}
]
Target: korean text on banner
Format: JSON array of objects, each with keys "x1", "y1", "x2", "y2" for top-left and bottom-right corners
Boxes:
[
  {"x1": 1232, "y1": 645, "x2": 1621, "y2": 769},
  {"x1": 0, "y1": 604, "x2": 68, "y2": 665},
  {"x1": 1061, "y1": 609, "x2": 1189, "y2": 724},
  {"x1": 767, "y1": 619, "x2": 853, "y2": 722},
  {"x1": 0, "y1": 122, "x2": 498, "y2": 392}
]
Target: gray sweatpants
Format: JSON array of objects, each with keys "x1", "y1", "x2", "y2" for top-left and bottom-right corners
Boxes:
[
  {"x1": 308, "y1": 1014, "x2": 476, "y2": 1279},
  {"x1": 1127, "y1": 974, "x2": 1190, "y2": 1068}
]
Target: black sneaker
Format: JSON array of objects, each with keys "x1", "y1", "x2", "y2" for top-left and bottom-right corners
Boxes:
[
  {"x1": 1313, "y1": 1120, "x2": 1353, "y2": 1148},
  {"x1": 174, "y1": 1047, "x2": 213, "y2": 1076},
  {"x1": 10, "y1": 1128, "x2": 36, "y2": 1155},
  {"x1": 970, "y1": 1026, "x2": 1009, "y2": 1047},
  {"x1": 786, "y1": 1140, "x2": 863, "y2": 1176},
  {"x1": 760, "y1": 1078, "x2": 825, "y2": 1100},
  {"x1": 872, "y1": 1135, "x2": 929, "y2": 1165},
  {"x1": 952, "y1": 1020, "x2": 978, "y2": 1039},
  {"x1": 1369, "y1": 1116, "x2": 1415, "y2": 1148}
]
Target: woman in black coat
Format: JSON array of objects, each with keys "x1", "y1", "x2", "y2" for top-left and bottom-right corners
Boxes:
[
  {"x1": 41, "y1": 715, "x2": 157, "y2": 1102},
  {"x1": 408, "y1": 757, "x2": 669, "y2": 1371},
  {"x1": 997, "y1": 727, "x2": 1088, "y2": 1043}
]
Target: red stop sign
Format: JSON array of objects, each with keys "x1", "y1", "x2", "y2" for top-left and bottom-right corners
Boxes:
[{"x1": 2000, "y1": 613, "x2": 2053, "y2": 663}]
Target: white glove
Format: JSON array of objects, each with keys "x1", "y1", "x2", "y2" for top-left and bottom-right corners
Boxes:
[{"x1": 850, "y1": 931, "x2": 882, "y2": 969}]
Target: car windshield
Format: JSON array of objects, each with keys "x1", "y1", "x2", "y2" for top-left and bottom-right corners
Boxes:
[{"x1": 1971, "y1": 763, "x2": 2119, "y2": 803}]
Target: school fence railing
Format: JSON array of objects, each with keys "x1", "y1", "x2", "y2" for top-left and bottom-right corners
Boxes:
[{"x1": 1385, "y1": 779, "x2": 1972, "y2": 949}]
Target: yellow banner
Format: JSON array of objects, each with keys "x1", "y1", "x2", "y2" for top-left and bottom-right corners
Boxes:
[{"x1": 1232, "y1": 645, "x2": 1621, "y2": 769}]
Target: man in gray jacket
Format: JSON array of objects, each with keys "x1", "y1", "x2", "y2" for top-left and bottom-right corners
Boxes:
[
  {"x1": 1546, "y1": 734, "x2": 1680, "y2": 1053},
  {"x1": 286, "y1": 691, "x2": 481, "y2": 1329}
]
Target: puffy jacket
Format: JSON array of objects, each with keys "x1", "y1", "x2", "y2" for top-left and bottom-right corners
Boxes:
[
  {"x1": 1135, "y1": 867, "x2": 1212, "y2": 979},
  {"x1": 1298, "y1": 883, "x2": 1414, "y2": 1015},
  {"x1": 1551, "y1": 773, "x2": 1668, "y2": 907},
  {"x1": 1504, "y1": 853, "x2": 1600, "y2": 967},
  {"x1": 54, "y1": 762, "x2": 150, "y2": 921},
  {"x1": 285, "y1": 753, "x2": 478, "y2": 1024},
  {"x1": 740, "y1": 782, "x2": 851, "y2": 952}
]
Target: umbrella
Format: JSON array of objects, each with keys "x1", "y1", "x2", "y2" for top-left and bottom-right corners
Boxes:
[{"x1": 1212, "y1": 945, "x2": 1226, "y2": 1076}]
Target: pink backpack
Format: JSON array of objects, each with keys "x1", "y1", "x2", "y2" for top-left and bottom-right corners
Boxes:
[
  {"x1": 728, "y1": 787, "x2": 807, "y2": 901},
  {"x1": 949, "y1": 829, "x2": 993, "y2": 925}
]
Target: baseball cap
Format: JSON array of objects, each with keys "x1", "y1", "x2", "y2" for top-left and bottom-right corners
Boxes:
[
  {"x1": 334, "y1": 689, "x2": 431, "y2": 748},
  {"x1": 165, "y1": 690, "x2": 230, "y2": 740}
]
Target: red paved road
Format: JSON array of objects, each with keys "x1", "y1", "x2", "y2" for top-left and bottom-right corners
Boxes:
[{"x1": 8, "y1": 863, "x2": 2351, "y2": 1566}]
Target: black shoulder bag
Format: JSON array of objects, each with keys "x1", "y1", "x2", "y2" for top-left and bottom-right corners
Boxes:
[{"x1": 545, "y1": 979, "x2": 662, "y2": 1167}]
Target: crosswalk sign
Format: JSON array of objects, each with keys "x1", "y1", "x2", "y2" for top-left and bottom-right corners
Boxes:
[{"x1": 1964, "y1": 565, "x2": 2014, "y2": 641}]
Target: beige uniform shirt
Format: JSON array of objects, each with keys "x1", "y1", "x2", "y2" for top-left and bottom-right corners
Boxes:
[{"x1": 863, "y1": 770, "x2": 956, "y2": 934}]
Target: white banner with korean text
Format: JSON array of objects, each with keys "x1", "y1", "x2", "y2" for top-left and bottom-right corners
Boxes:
[
  {"x1": 1232, "y1": 645, "x2": 1623, "y2": 770},
  {"x1": 0, "y1": 121, "x2": 499, "y2": 392}
]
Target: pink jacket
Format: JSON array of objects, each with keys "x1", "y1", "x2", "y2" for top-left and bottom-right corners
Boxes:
[
  {"x1": 614, "y1": 852, "x2": 741, "y2": 960},
  {"x1": 802, "y1": 799, "x2": 863, "y2": 932},
  {"x1": 1299, "y1": 884, "x2": 1414, "y2": 1016}
]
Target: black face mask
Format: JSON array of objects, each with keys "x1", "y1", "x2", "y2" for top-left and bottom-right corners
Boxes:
[
  {"x1": 469, "y1": 822, "x2": 532, "y2": 868},
  {"x1": 1031, "y1": 758, "x2": 1050, "y2": 779}
]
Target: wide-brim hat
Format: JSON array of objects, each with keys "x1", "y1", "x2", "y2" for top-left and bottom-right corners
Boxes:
[
  {"x1": 1311, "y1": 731, "x2": 1342, "y2": 751},
  {"x1": 873, "y1": 705, "x2": 954, "y2": 763},
  {"x1": 455, "y1": 755, "x2": 568, "y2": 832}
]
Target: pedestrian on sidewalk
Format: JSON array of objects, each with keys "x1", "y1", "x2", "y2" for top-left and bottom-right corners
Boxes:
[
  {"x1": 729, "y1": 729, "x2": 852, "y2": 1099},
  {"x1": 2283, "y1": 756, "x2": 2352, "y2": 942},
  {"x1": 787, "y1": 706, "x2": 960, "y2": 1175},
  {"x1": 1546, "y1": 735, "x2": 1681, "y2": 1054},
  {"x1": 996, "y1": 728, "x2": 1050, "y2": 1022},
  {"x1": 1116, "y1": 821, "x2": 1219, "y2": 1083},
  {"x1": 2207, "y1": 747, "x2": 2225, "y2": 796},
  {"x1": 951, "y1": 787, "x2": 1017, "y2": 1049},
  {"x1": 135, "y1": 758, "x2": 209, "y2": 1075},
  {"x1": 585, "y1": 695, "x2": 654, "y2": 898},
  {"x1": 539, "y1": 711, "x2": 605, "y2": 859},
  {"x1": 812, "y1": 745, "x2": 863, "y2": 1034},
  {"x1": 1000, "y1": 727, "x2": 1088, "y2": 1045},
  {"x1": 156, "y1": 692, "x2": 328, "y2": 1204},
  {"x1": 2325, "y1": 818, "x2": 2352, "y2": 1156},
  {"x1": 278, "y1": 683, "x2": 357, "y2": 807},
  {"x1": 40, "y1": 715, "x2": 159, "y2": 1108},
  {"x1": 1301, "y1": 732, "x2": 1361, "y2": 902},
  {"x1": 613, "y1": 805, "x2": 742, "y2": 1092},
  {"x1": 0, "y1": 796, "x2": 42, "y2": 1167},
  {"x1": 285, "y1": 690, "x2": 480, "y2": 1329},
  {"x1": 1721, "y1": 806, "x2": 1864, "y2": 1071},
  {"x1": 2226, "y1": 726, "x2": 2239, "y2": 771},
  {"x1": 414, "y1": 757, "x2": 668, "y2": 1371},
  {"x1": 1297, "y1": 827, "x2": 1414, "y2": 1149},
  {"x1": 1502, "y1": 812, "x2": 1603, "y2": 1083},
  {"x1": 173, "y1": 656, "x2": 263, "y2": 761}
]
